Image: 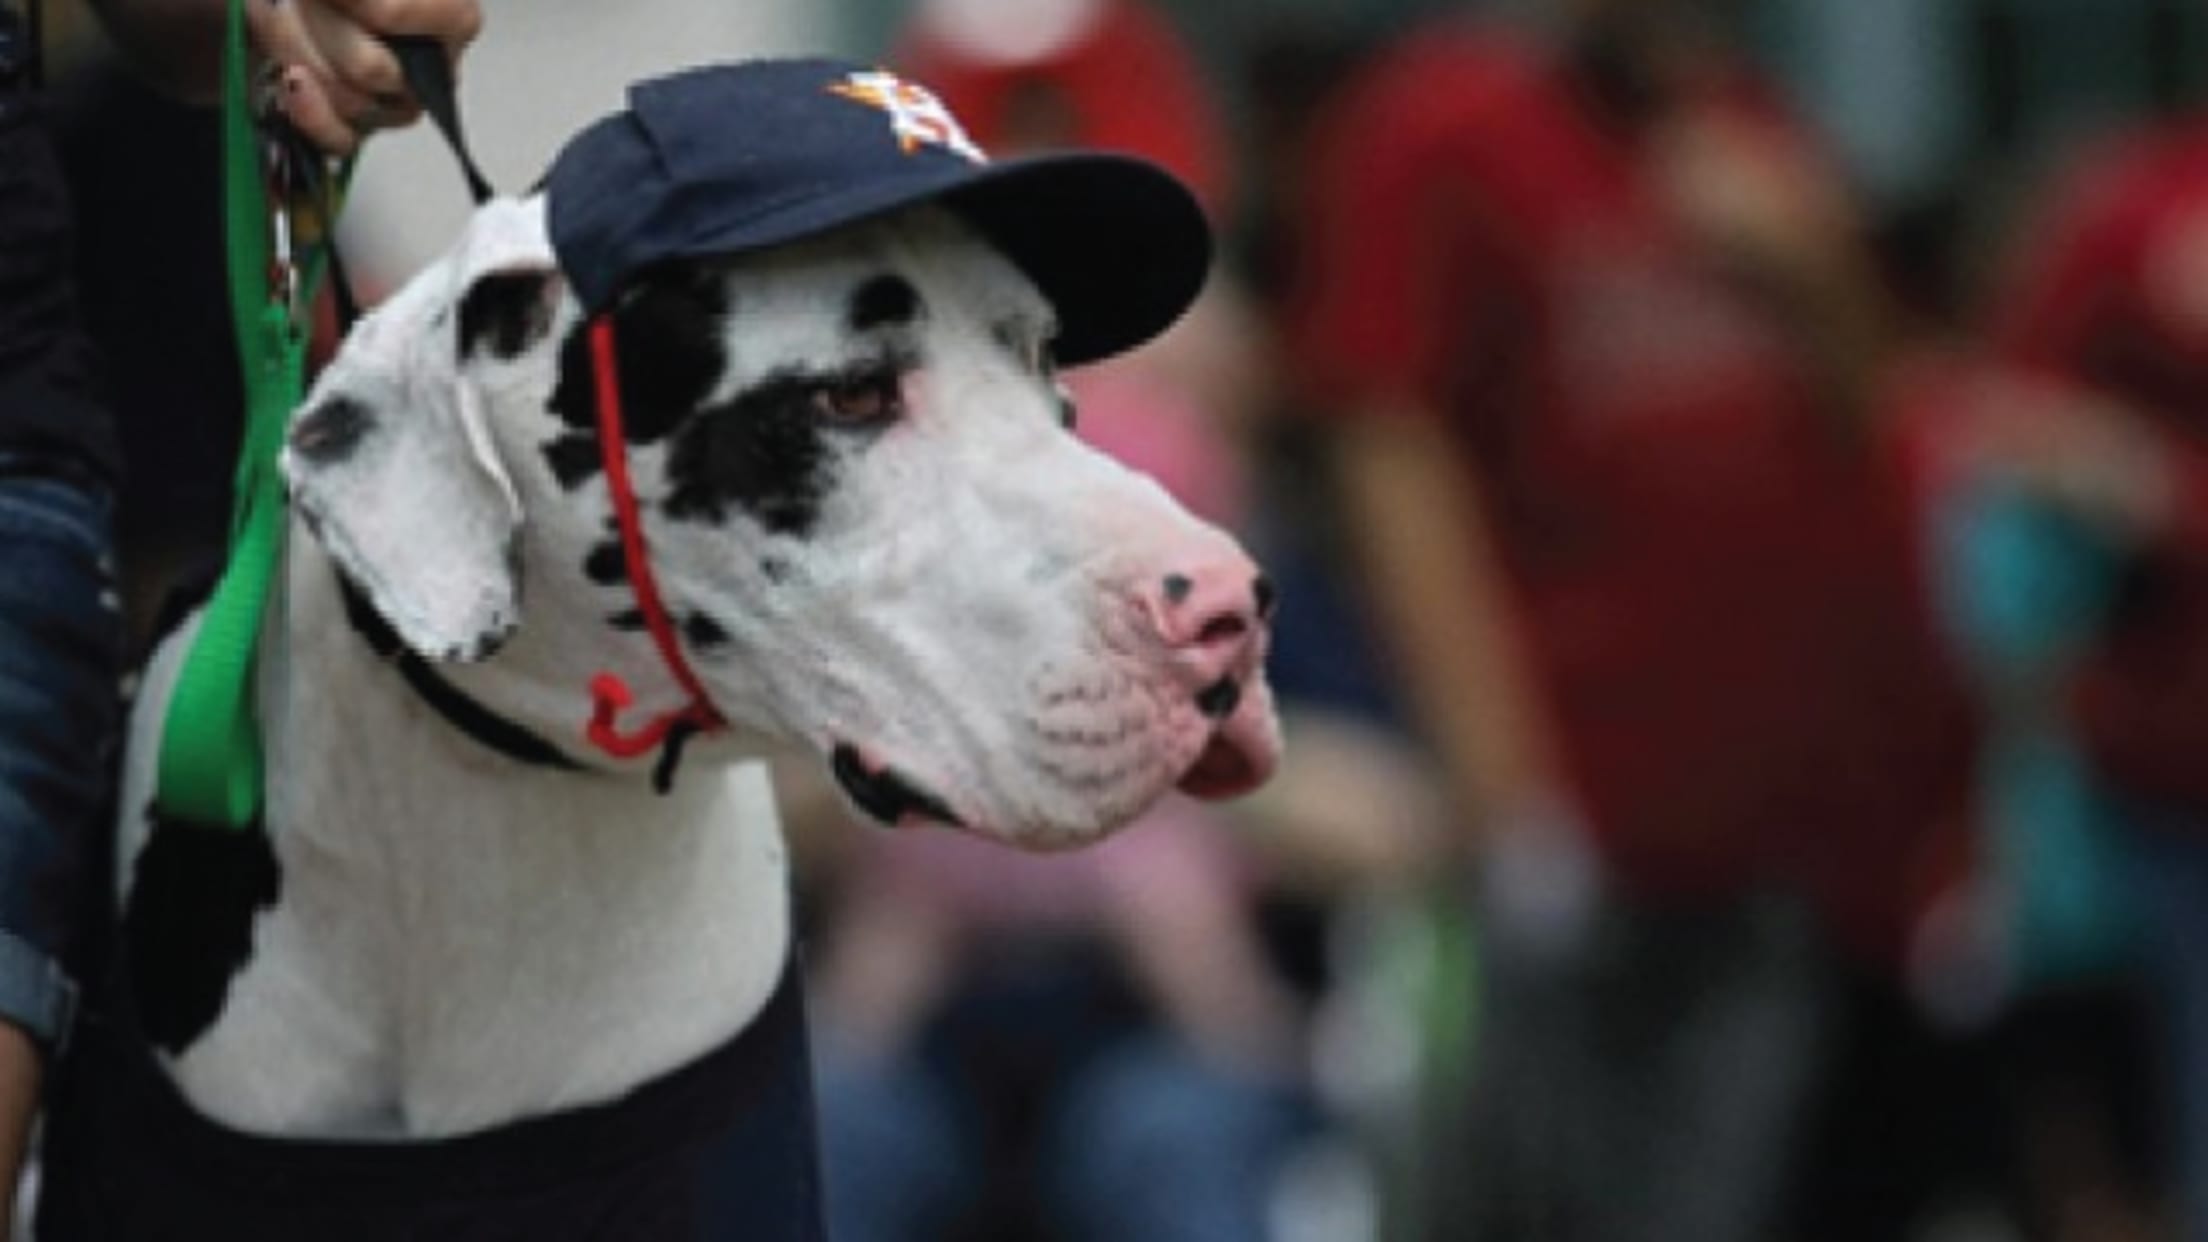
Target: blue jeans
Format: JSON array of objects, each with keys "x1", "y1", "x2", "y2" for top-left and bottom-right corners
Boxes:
[
  {"x1": 819, "y1": 1031, "x2": 1305, "y2": 1242},
  {"x1": 2133, "y1": 816, "x2": 2208, "y2": 1242},
  {"x1": 0, "y1": 453, "x2": 122, "y2": 1047}
]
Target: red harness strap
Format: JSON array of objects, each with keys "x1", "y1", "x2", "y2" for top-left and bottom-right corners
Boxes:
[{"x1": 584, "y1": 316, "x2": 727, "y2": 762}]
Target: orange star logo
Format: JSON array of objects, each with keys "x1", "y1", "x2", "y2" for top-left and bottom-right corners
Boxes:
[{"x1": 828, "y1": 69, "x2": 988, "y2": 163}]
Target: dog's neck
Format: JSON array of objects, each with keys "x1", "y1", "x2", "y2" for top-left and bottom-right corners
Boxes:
[
  {"x1": 150, "y1": 533, "x2": 795, "y2": 1139},
  {"x1": 347, "y1": 515, "x2": 784, "y2": 787},
  {"x1": 334, "y1": 573, "x2": 584, "y2": 773}
]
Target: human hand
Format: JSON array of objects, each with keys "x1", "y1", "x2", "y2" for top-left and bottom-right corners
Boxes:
[
  {"x1": 247, "y1": 0, "x2": 483, "y2": 154},
  {"x1": 1904, "y1": 876, "x2": 2013, "y2": 1033},
  {"x1": 1476, "y1": 798, "x2": 1606, "y2": 968},
  {"x1": 1652, "y1": 107, "x2": 1870, "y2": 300}
]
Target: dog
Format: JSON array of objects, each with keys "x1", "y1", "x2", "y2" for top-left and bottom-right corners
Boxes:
[{"x1": 37, "y1": 61, "x2": 1279, "y2": 1239}]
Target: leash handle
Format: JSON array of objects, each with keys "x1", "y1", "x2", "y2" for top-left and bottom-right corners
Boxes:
[
  {"x1": 387, "y1": 34, "x2": 494, "y2": 205},
  {"x1": 155, "y1": 14, "x2": 488, "y2": 830},
  {"x1": 154, "y1": 0, "x2": 301, "y2": 828}
]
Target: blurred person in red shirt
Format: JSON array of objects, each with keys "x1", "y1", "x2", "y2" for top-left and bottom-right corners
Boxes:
[
  {"x1": 1992, "y1": 122, "x2": 2208, "y2": 831},
  {"x1": 1791, "y1": 355, "x2": 2166, "y2": 1242},
  {"x1": 1288, "y1": 1, "x2": 1969, "y2": 1239},
  {"x1": 1975, "y1": 118, "x2": 2208, "y2": 1242}
]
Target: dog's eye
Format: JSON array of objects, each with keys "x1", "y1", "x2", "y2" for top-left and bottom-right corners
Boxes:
[{"x1": 812, "y1": 372, "x2": 903, "y2": 427}]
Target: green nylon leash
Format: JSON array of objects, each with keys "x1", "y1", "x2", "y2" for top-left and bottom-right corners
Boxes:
[{"x1": 152, "y1": 0, "x2": 342, "y2": 828}]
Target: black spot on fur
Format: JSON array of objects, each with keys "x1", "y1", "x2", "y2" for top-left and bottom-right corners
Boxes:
[
  {"x1": 608, "y1": 608, "x2": 647, "y2": 632},
  {"x1": 584, "y1": 540, "x2": 628, "y2": 586},
  {"x1": 847, "y1": 274, "x2": 921, "y2": 333},
  {"x1": 545, "y1": 267, "x2": 729, "y2": 446},
  {"x1": 760, "y1": 557, "x2": 792, "y2": 584},
  {"x1": 457, "y1": 270, "x2": 556, "y2": 360},
  {"x1": 664, "y1": 371, "x2": 837, "y2": 535},
  {"x1": 289, "y1": 396, "x2": 375, "y2": 465},
  {"x1": 542, "y1": 431, "x2": 602, "y2": 491},
  {"x1": 122, "y1": 809, "x2": 282, "y2": 1055},
  {"x1": 683, "y1": 612, "x2": 731, "y2": 649}
]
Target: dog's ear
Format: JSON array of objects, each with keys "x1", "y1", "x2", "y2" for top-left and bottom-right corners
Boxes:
[{"x1": 282, "y1": 199, "x2": 562, "y2": 662}]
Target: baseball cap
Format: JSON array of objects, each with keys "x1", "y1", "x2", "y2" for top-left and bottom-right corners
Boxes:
[{"x1": 542, "y1": 57, "x2": 1212, "y2": 366}]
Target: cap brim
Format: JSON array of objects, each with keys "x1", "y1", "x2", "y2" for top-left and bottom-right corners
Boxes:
[
  {"x1": 601, "y1": 151, "x2": 1211, "y2": 368},
  {"x1": 939, "y1": 153, "x2": 1212, "y2": 366}
]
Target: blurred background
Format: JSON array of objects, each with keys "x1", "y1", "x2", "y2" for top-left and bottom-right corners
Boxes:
[{"x1": 41, "y1": 1, "x2": 2208, "y2": 1240}]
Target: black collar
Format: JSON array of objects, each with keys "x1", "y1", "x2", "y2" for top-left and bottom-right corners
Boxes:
[{"x1": 337, "y1": 574, "x2": 581, "y2": 773}]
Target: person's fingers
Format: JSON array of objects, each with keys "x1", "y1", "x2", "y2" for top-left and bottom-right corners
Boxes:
[
  {"x1": 246, "y1": 0, "x2": 359, "y2": 152},
  {"x1": 297, "y1": 1, "x2": 409, "y2": 103},
  {"x1": 249, "y1": 0, "x2": 436, "y2": 153},
  {"x1": 243, "y1": 0, "x2": 325, "y2": 86},
  {"x1": 274, "y1": 63, "x2": 363, "y2": 154},
  {"x1": 308, "y1": 0, "x2": 484, "y2": 52}
]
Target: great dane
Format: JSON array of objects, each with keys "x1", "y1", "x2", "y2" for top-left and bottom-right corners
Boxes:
[{"x1": 39, "y1": 62, "x2": 1279, "y2": 1238}]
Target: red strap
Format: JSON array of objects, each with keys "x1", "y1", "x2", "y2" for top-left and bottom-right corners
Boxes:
[{"x1": 584, "y1": 317, "x2": 726, "y2": 760}]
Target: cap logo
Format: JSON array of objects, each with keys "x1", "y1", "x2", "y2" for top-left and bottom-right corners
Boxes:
[{"x1": 827, "y1": 70, "x2": 988, "y2": 164}]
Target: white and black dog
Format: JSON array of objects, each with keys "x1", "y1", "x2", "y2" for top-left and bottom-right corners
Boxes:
[{"x1": 38, "y1": 62, "x2": 1279, "y2": 1240}]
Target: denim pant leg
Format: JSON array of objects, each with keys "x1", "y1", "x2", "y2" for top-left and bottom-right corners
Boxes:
[
  {"x1": 0, "y1": 461, "x2": 122, "y2": 1045},
  {"x1": 1043, "y1": 1034, "x2": 1305, "y2": 1242},
  {"x1": 2131, "y1": 818, "x2": 2208, "y2": 1242},
  {"x1": 816, "y1": 1043, "x2": 979, "y2": 1242}
]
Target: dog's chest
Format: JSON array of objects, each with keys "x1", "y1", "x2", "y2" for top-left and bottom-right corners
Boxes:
[{"x1": 117, "y1": 567, "x2": 795, "y2": 1139}]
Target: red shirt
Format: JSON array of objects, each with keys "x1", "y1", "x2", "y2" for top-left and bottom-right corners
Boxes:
[
  {"x1": 1292, "y1": 24, "x2": 1967, "y2": 925},
  {"x1": 1995, "y1": 122, "x2": 2208, "y2": 812}
]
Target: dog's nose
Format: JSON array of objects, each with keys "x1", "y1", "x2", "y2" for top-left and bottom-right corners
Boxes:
[{"x1": 1144, "y1": 555, "x2": 1271, "y2": 695}]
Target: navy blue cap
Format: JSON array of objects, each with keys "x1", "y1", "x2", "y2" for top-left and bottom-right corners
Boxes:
[{"x1": 542, "y1": 58, "x2": 1213, "y2": 367}]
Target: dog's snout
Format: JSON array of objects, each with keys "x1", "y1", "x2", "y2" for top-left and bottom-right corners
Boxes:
[{"x1": 1142, "y1": 555, "x2": 1269, "y2": 694}]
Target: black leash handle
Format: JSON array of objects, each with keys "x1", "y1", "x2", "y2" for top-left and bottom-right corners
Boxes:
[{"x1": 387, "y1": 33, "x2": 494, "y2": 205}]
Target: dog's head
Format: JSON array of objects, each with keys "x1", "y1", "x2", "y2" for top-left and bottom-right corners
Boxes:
[{"x1": 281, "y1": 193, "x2": 1280, "y2": 848}]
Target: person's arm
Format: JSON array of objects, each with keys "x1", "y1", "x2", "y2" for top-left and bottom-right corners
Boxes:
[
  {"x1": 1332, "y1": 409, "x2": 1563, "y2": 829},
  {"x1": 1099, "y1": 822, "x2": 1303, "y2": 1075},
  {"x1": 1330, "y1": 410, "x2": 1603, "y2": 960},
  {"x1": 1654, "y1": 103, "x2": 1897, "y2": 436},
  {"x1": 1954, "y1": 370, "x2": 2208, "y2": 560},
  {"x1": 87, "y1": 0, "x2": 482, "y2": 153},
  {"x1": 1289, "y1": 44, "x2": 1606, "y2": 951}
]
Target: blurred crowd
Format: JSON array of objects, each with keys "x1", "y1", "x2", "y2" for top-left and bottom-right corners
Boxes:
[{"x1": 45, "y1": 0, "x2": 2208, "y2": 1239}]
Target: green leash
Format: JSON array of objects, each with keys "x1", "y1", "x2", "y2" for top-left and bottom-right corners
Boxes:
[{"x1": 151, "y1": 0, "x2": 343, "y2": 828}]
